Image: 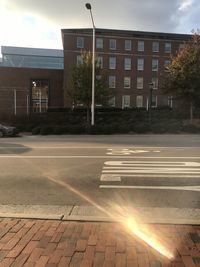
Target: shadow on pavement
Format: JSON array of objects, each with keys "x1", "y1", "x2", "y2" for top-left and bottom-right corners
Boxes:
[{"x1": 0, "y1": 143, "x2": 31, "y2": 154}]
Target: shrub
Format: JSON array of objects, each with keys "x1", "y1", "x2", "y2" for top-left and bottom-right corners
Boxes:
[
  {"x1": 53, "y1": 126, "x2": 68, "y2": 135},
  {"x1": 32, "y1": 127, "x2": 41, "y2": 135},
  {"x1": 182, "y1": 124, "x2": 200, "y2": 133},
  {"x1": 132, "y1": 123, "x2": 150, "y2": 133},
  {"x1": 68, "y1": 125, "x2": 85, "y2": 134},
  {"x1": 40, "y1": 126, "x2": 54, "y2": 135}
]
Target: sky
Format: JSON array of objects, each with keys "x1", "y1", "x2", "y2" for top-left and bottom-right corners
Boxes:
[{"x1": 0, "y1": 0, "x2": 199, "y2": 54}]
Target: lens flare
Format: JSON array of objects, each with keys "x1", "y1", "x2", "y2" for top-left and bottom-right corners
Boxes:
[
  {"x1": 125, "y1": 218, "x2": 174, "y2": 259},
  {"x1": 44, "y1": 172, "x2": 174, "y2": 260}
]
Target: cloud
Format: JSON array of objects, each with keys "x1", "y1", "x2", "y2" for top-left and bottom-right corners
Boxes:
[{"x1": 0, "y1": 0, "x2": 199, "y2": 51}]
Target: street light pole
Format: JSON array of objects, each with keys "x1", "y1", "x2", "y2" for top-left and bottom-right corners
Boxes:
[
  {"x1": 85, "y1": 3, "x2": 95, "y2": 126},
  {"x1": 149, "y1": 82, "x2": 153, "y2": 125}
]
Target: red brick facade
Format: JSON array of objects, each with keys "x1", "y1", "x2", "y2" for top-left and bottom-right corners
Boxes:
[
  {"x1": 0, "y1": 67, "x2": 63, "y2": 118},
  {"x1": 62, "y1": 28, "x2": 191, "y2": 109}
]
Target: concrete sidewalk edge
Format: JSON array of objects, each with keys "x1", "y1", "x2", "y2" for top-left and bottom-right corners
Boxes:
[{"x1": 0, "y1": 205, "x2": 200, "y2": 225}]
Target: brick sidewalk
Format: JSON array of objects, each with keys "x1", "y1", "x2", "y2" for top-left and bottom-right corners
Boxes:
[{"x1": 0, "y1": 218, "x2": 200, "y2": 267}]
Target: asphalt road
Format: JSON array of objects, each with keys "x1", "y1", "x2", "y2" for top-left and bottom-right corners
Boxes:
[{"x1": 0, "y1": 134, "x2": 200, "y2": 209}]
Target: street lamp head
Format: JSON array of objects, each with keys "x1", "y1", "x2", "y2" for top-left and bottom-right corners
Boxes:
[{"x1": 85, "y1": 3, "x2": 91, "y2": 10}]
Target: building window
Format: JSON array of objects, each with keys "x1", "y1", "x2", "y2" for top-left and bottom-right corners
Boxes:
[
  {"x1": 96, "y1": 38, "x2": 103, "y2": 49},
  {"x1": 124, "y1": 77, "x2": 131, "y2": 88},
  {"x1": 109, "y1": 39, "x2": 116, "y2": 50},
  {"x1": 31, "y1": 79, "x2": 49, "y2": 113},
  {"x1": 137, "y1": 77, "x2": 143, "y2": 89},
  {"x1": 152, "y1": 59, "x2": 158, "y2": 71},
  {"x1": 165, "y1": 42, "x2": 171, "y2": 53},
  {"x1": 137, "y1": 58, "x2": 144, "y2": 71},
  {"x1": 152, "y1": 77, "x2": 158, "y2": 89},
  {"x1": 122, "y1": 95, "x2": 130, "y2": 108},
  {"x1": 125, "y1": 40, "x2": 132, "y2": 51},
  {"x1": 109, "y1": 57, "x2": 116, "y2": 69},
  {"x1": 109, "y1": 96, "x2": 115, "y2": 107},
  {"x1": 138, "y1": 41, "x2": 144, "y2": 51},
  {"x1": 152, "y1": 95, "x2": 157, "y2": 107},
  {"x1": 179, "y1": 43, "x2": 185, "y2": 51},
  {"x1": 97, "y1": 56, "x2": 103, "y2": 68},
  {"x1": 136, "y1": 95, "x2": 143, "y2": 108},
  {"x1": 109, "y1": 76, "x2": 116, "y2": 88},
  {"x1": 124, "y1": 58, "x2": 131, "y2": 70},
  {"x1": 152, "y1": 42, "x2": 159, "y2": 52},
  {"x1": 77, "y1": 55, "x2": 83, "y2": 66},
  {"x1": 77, "y1": 37, "x2": 84, "y2": 48},
  {"x1": 164, "y1": 59, "x2": 171, "y2": 71}
]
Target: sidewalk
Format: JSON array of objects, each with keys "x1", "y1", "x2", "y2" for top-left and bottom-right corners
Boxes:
[{"x1": 0, "y1": 216, "x2": 200, "y2": 267}]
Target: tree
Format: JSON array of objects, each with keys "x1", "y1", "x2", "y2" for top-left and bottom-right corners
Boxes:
[
  {"x1": 68, "y1": 51, "x2": 109, "y2": 123},
  {"x1": 161, "y1": 31, "x2": 200, "y2": 122}
]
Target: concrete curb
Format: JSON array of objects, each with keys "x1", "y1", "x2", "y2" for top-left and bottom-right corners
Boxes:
[{"x1": 0, "y1": 205, "x2": 200, "y2": 225}]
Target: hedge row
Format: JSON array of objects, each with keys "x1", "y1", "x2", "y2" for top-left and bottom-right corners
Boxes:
[{"x1": 31, "y1": 122, "x2": 200, "y2": 135}]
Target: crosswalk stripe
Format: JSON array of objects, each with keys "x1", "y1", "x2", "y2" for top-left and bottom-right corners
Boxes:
[{"x1": 99, "y1": 185, "x2": 200, "y2": 191}]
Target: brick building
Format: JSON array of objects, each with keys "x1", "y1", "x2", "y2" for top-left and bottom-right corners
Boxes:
[
  {"x1": 0, "y1": 47, "x2": 63, "y2": 118},
  {"x1": 62, "y1": 28, "x2": 191, "y2": 109},
  {"x1": 0, "y1": 28, "x2": 191, "y2": 118}
]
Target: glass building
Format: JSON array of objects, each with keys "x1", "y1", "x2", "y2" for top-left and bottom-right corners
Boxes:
[{"x1": 1, "y1": 46, "x2": 64, "y2": 69}]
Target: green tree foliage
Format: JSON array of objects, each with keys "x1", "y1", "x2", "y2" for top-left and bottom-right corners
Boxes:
[
  {"x1": 161, "y1": 31, "x2": 200, "y2": 121},
  {"x1": 68, "y1": 51, "x2": 109, "y2": 122}
]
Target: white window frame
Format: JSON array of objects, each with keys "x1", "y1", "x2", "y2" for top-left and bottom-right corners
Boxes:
[
  {"x1": 137, "y1": 77, "x2": 143, "y2": 89},
  {"x1": 164, "y1": 59, "x2": 171, "y2": 71},
  {"x1": 152, "y1": 59, "x2": 158, "y2": 71},
  {"x1": 152, "y1": 42, "x2": 159, "y2": 52},
  {"x1": 109, "y1": 57, "x2": 116, "y2": 69},
  {"x1": 109, "y1": 96, "x2": 115, "y2": 107},
  {"x1": 124, "y1": 77, "x2": 131, "y2": 88},
  {"x1": 109, "y1": 39, "x2": 116, "y2": 50},
  {"x1": 97, "y1": 56, "x2": 103, "y2": 69},
  {"x1": 125, "y1": 40, "x2": 132, "y2": 51},
  {"x1": 122, "y1": 95, "x2": 130, "y2": 109},
  {"x1": 137, "y1": 58, "x2": 144, "y2": 71},
  {"x1": 77, "y1": 37, "x2": 84, "y2": 48},
  {"x1": 138, "y1": 41, "x2": 144, "y2": 52},
  {"x1": 165, "y1": 42, "x2": 171, "y2": 53},
  {"x1": 77, "y1": 55, "x2": 83, "y2": 66},
  {"x1": 96, "y1": 38, "x2": 103, "y2": 49},
  {"x1": 152, "y1": 77, "x2": 158, "y2": 89},
  {"x1": 136, "y1": 95, "x2": 143, "y2": 108},
  {"x1": 152, "y1": 95, "x2": 157, "y2": 107},
  {"x1": 124, "y1": 58, "x2": 131, "y2": 70},
  {"x1": 109, "y1": 75, "x2": 116, "y2": 88}
]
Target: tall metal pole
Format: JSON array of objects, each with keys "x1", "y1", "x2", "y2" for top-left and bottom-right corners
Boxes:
[
  {"x1": 149, "y1": 82, "x2": 153, "y2": 125},
  {"x1": 85, "y1": 3, "x2": 95, "y2": 126},
  {"x1": 14, "y1": 89, "x2": 17, "y2": 116}
]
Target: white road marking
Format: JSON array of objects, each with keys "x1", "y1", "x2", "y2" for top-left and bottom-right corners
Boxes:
[
  {"x1": 100, "y1": 160, "x2": 200, "y2": 182},
  {"x1": 0, "y1": 156, "x2": 200, "y2": 159},
  {"x1": 104, "y1": 161, "x2": 200, "y2": 166},
  {"x1": 100, "y1": 174, "x2": 121, "y2": 181},
  {"x1": 100, "y1": 174, "x2": 200, "y2": 180},
  {"x1": 99, "y1": 185, "x2": 200, "y2": 191},
  {"x1": 106, "y1": 148, "x2": 160, "y2": 155}
]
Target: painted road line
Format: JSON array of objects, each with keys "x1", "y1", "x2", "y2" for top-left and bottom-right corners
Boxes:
[
  {"x1": 1, "y1": 155, "x2": 200, "y2": 159},
  {"x1": 100, "y1": 160, "x2": 200, "y2": 182},
  {"x1": 107, "y1": 148, "x2": 161, "y2": 155},
  {"x1": 104, "y1": 161, "x2": 200, "y2": 166},
  {"x1": 99, "y1": 185, "x2": 200, "y2": 191},
  {"x1": 100, "y1": 174, "x2": 200, "y2": 181}
]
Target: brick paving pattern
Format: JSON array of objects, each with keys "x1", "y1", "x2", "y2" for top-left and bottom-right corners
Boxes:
[{"x1": 0, "y1": 218, "x2": 200, "y2": 266}]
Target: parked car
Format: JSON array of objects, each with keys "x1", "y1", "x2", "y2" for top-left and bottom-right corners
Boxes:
[{"x1": 0, "y1": 124, "x2": 18, "y2": 137}]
